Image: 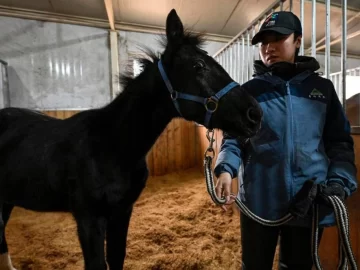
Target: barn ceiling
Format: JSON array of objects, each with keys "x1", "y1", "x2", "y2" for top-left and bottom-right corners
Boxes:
[{"x1": 0, "y1": 0, "x2": 359, "y2": 56}]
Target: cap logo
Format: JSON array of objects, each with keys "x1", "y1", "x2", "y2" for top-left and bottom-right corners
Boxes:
[{"x1": 264, "y1": 13, "x2": 279, "y2": 27}]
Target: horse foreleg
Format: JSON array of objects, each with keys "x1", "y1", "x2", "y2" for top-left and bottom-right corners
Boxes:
[
  {"x1": 74, "y1": 212, "x2": 107, "y2": 270},
  {"x1": 0, "y1": 204, "x2": 16, "y2": 270},
  {"x1": 106, "y1": 206, "x2": 133, "y2": 270}
]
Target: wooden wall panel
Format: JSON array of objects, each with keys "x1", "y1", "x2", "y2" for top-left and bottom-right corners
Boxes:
[
  {"x1": 318, "y1": 135, "x2": 360, "y2": 269},
  {"x1": 146, "y1": 118, "x2": 198, "y2": 176},
  {"x1": 41, "y1": 111, "x2": 198, "y2": 176}
]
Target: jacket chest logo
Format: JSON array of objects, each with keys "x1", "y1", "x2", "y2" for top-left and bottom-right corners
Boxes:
[{"x1": 309, "y1": 88, "x2": 325, "y2": 99}]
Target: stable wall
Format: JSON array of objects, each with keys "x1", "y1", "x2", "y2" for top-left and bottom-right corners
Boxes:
[
  {"x1": 0, "y1": 15, "x2": 225, "y2": 176},
  {"x1": 0, "y1": 16, "x2": 111, "y2": 110},
  {"x1": 0, "y1": 15, "x2": 226, "y2": 110}
]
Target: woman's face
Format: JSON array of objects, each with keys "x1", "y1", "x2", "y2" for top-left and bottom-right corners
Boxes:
[{"x1": 259, "y1": 32, "x2": 301, "y2": 66}]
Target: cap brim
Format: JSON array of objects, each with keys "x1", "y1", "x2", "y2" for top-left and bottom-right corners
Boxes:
[{"x1": 251, "y1": 27, "x2": 294, "y2": 45}]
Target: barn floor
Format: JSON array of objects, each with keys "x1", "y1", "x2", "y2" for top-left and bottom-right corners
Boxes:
[{"x1": 6, "y1": 167, "x2": 280, "y2": 270}]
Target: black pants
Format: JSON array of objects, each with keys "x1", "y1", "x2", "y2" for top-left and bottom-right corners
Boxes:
[{"x1": 240, "y1": 212, "x2": 324, "y2": 270}]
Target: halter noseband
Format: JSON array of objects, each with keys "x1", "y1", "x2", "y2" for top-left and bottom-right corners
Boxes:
[{"x1": 157, "y1": 59, "x2": 239, "y2": 127}]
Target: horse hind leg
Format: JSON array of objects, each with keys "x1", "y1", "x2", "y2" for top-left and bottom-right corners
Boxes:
[{"x1": 0, "y1": 203, "x2": 16, "y2": 270}]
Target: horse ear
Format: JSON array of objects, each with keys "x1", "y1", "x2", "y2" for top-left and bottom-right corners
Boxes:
[{"x1": 166, "y1": 9, "x2": 184, "y2": 45}]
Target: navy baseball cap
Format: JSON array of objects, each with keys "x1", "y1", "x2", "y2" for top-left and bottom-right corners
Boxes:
[{"x1": 251, "y1": 11, "x2": 302, "y2": 45}]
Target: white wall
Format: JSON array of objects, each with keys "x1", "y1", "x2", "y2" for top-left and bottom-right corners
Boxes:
[
  {"x1": 0, "y1": 16, "x2": 111, "y2": 110},
  {"x1": 0, "y1": 15, "x2": 227, "y2": 109}
]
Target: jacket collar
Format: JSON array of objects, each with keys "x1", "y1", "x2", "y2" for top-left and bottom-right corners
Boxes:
[{"x1": 252, "y1": 56, "x2": 320, "y2": 84}]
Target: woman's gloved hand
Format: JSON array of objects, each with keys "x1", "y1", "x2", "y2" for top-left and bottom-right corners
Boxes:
[{"x1": 317, "y1": 181, "x2": 347, "y2": 207}]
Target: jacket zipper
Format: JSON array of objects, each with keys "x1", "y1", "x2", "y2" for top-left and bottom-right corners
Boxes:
[{"x1": 286, "y1": 82, "x2": 294, "y2": 197}]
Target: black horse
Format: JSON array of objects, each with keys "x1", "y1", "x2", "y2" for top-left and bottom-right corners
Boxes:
[{"x1": 0, "y1": 9, "x2": 262, "y2": 270}]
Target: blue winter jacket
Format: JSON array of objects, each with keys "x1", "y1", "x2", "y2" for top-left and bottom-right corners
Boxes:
[{"x1": 214, "y1": 56, "x2": 358, "y2": 227}]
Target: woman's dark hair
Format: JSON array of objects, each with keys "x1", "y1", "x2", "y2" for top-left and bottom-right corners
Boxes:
[{"x1": 294, "y1": 32, "x2": 302, "y2": 56}]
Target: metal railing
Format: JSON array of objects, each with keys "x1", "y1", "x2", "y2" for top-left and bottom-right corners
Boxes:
[
  {"x1": 213, "y1": 0, "x2": 286, "y2": 84},
  {"x1": 213, "y1": 0, "x2": 349, "y2": 110},
  {"x1": 328, "y1": 67, "x2": 360, "y2": 103}
]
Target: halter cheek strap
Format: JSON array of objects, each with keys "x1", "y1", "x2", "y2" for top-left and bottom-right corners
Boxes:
[{"x1": 157, "y1": 59, "x2": 239, "y2": 127}]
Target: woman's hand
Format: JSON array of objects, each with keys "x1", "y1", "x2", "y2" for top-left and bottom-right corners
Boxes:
[{"x1": 215, "y1": 172, "x2": 236, "y2": 211}]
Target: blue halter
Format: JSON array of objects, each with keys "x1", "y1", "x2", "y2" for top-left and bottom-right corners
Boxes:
[{"x1": 157, "y1": 59, "x2": 239, "y2": 127}]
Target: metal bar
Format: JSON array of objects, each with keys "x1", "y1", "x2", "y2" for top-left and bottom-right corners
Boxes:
[
  {"x1": 226, "y1": 49, "x2": 229, "y2": 73},
  {"x1": 334, "y1": 74, "x2": 338, "y2": 94},
  {"x1": 242, "y1": 36, "x2": 245, "y2": 84},
  {"x1": 233, "y1": 43, "x2": 236, "y2": 81},
  {"x1": 0, "y1": 60, "x2": 10, "y2": 108},
  {"x1": 314, "y1": 29, "x2": 360, "y2": 52},
  {"x1": 341, "y1": 0, "x2": 347, "y2": 108},
  {"x1": 110, "y1": 31, "x2": 120, "y2": 98},
  {"x1": 300, "y1": 0, "x2": 305, "y2": 55},
  {"x1": 311, "y1": 0, "x2": 316, "y2": 57},
  {"x1": 289, "y1": 0, "x2": 293, "y2": 12},
  {"x1": 304, "y1": 11, "x2": 360, "y2": 55},
  {"x1": 325, "y1": 0, "x2": 331, "y2": 78},
  {"x1": 229, "y1": 46, "x2": 233, "y2": 78},
  {"x1": 252, "y1": 25, "x2": 256, "y2": 77},
  {"x1": 213, "y1": 0, "x2": 283, "y2": 57},
  {"x1": 247, "y1": 30, "x2": 250, "y2": 81},
  {"x1": 257, "y1": 19, "x2": 262, "y2": 60},
  {"x1": 236, "y1": 41, "x2": 240, "y2": 82},
  {"x1": 280, "y1": 1, "x2": 284, "y2": 11}
]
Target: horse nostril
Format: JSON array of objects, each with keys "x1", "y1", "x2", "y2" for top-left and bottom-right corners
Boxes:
[{"x1": 246, "y1": 107, "x2": 261, "y2": 124}]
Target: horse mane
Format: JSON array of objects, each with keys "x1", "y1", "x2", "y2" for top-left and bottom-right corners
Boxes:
[{"x1": 118, "y1": 29, "x2": 206, "y2": 92}]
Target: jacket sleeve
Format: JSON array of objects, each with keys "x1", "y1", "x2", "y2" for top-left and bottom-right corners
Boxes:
[
  {"x1": 214, "y1": 132, "x2": 243, "y2": 179},
  {"x1": 323, "y1": 82, "x2": 358, "y2": 197}
]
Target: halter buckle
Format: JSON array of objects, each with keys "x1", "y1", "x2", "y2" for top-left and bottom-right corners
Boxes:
[
  {"x1": 171, "y1": 91, "x2": 178, "y2": 100},
  {"x1": 205, "y1": 97, "x2": 218, "y2": 113}
]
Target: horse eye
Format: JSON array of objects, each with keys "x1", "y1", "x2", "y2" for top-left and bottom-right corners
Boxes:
[{"x1": 193, "y1": 59, "x2": 206, "y2": 70}]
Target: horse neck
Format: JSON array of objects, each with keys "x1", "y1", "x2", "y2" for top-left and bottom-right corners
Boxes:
[{"x1": 99, "y1": 64, "x2": 176, "y2": 162}]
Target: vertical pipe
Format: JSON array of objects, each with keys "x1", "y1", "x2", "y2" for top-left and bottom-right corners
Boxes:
[
  {"x1": 233, "y1": 44, "x2": 236, "y2": 80},
  {"x1": 236, "y1": 41, "x2": 240, "y2": 82},
  {"x1": 110, "y1": 31, "x2": 120, "y2": 98},
  {"x1": 325, "y1": 0, "x2": 331, "y2": 79},
  {"x1": 280, "y1": 1, "x2": 284, "y2": 11},
  {"x1": 0, "y1": 60, "x2": 10, "y2": 108},
  {"x1": 226, "y1": 49, "x2": 230, "y2": 73},
  {"x1": 238, "y1": 40, "x2": 242, "y2": 82},
  {"x1": 233, "y1": 43, "x2": 236, "y2": 82},
  {"x1": 311, "y1": 0, "x2": 317, "y2": 58},
  {"x1": 229, "y1": 46, "x2": 233, "y2": 78},
  {"x1": 257, "y1": 19, "x2": 262, "y2": 61},
  {"x1": 252, "y1": 25, "x2": 256, "y2": 78},
  {"x1": 341, "y1": 0, "x2": 347, "y2": 108},
  {"x1": 300, "y1": 0, "x2": 305, "y2": 55},
  {"x1": 247, "y1": 30, "x2": 250, "y2": 81},
  {"x1": 242, "y1": 35, "x2": 245, "y2": 84},
  {"x1": 289, "y1": 0, "x2": 293, "y2": 12}
]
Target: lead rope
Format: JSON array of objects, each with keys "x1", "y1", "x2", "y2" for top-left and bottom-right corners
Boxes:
[{"x1": 203, "y1": 129, "x2": 358, "y2": 269}]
